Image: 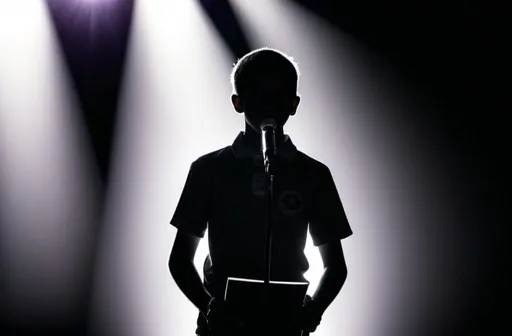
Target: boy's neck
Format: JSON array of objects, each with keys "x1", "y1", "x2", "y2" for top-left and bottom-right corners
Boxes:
[{"x1": 243, "y1": 122, "x2": 285, "y2": 152}]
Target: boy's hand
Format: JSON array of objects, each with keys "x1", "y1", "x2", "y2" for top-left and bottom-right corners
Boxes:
[
  {"x1": 206, "y1": 297, "x2": 236, "y2": 331},
  {"x1": 297, "y1": 296, "x2": 323, "y2": 332}
]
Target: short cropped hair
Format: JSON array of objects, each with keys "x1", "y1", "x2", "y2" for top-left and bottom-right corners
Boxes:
[{"x1": 230, "y1": 47, "x2": 300, "y2": 98}]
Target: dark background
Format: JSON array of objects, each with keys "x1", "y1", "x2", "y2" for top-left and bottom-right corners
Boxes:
[{"x1": 3, "y1": 1, "x2": 508, "y2": 335}]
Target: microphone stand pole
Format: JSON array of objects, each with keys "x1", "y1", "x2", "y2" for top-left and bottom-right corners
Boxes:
[
  {"x1": 262, "y1": 129, "x2": 276, "y2": 333},
  {"x1": 263, "y1": 133, "x2": 309, "y2": 336},
  {"x1": 264, "y1": 156, "x2": 274, "y2": 287}
]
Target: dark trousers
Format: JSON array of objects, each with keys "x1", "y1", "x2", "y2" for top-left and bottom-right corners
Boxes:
[
  {"x1": 197, "y1": 328, "x2": 304, "y2": 336},
  {"x1": 195, "y1": 314, "x2": 305, "y2": 336},
  {"x1": 197, "y1": 332, "x2": 304, "y2": 336}
]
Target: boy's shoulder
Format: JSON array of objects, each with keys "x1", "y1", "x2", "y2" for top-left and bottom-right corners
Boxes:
[
  {"x1": 294, "y1": 149, "x2": 331, "y2": 173},
  {"x1": 191, "y1": 145, "x2": 233, "y2": 168}
]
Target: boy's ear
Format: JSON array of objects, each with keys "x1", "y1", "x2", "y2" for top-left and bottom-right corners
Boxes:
[
  {"x1": 290, "y1": 95, "x2": 300, "y2": 116},
  {"x1": 231, "y1": 94, "x2": 244, "y2": 113}
]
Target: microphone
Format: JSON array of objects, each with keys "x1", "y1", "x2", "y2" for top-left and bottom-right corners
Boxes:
[{"x1": 260, "y1": 118, "x2": 277, "y2": 175}]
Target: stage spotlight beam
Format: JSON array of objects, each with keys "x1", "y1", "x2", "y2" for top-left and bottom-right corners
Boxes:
[
  {"x1": 89, "y1": 1, "x2": 234, "y2": 335},
  {"x1": 0, "y1": 0, "x2": 100, "y2": 332}
]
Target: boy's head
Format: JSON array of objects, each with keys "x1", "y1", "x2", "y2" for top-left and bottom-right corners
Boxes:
[{"x1": 230, "y1": 47, "x2": 301, "y2": 132}]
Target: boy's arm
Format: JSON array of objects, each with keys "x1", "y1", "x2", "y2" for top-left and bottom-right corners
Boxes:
[
  {"x1": 169, "y1": 229, "x2": 212, "y2": 316},
  {"x1": 311, "y1": 239, "x2": 348, "y2": 314}
]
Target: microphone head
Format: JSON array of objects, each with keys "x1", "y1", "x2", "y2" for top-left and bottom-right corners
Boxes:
[{"x1": 260, "y1": 118, "x2": 277, "y2": 131}]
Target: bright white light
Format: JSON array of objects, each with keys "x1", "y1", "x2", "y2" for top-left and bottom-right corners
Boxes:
[
  {"x1": 0, "y1": 0, "x2": 100, "y2": 327},
  {"x1": 89, "y1": 1, "x2": 236, "y2": 335}
]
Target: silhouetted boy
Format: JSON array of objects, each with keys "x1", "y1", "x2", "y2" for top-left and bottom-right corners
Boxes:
[{"x1": 169, "y1": 47, "x2": 352, "y2": 336}]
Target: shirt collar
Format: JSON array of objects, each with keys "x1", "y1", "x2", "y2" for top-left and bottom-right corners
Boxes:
[{"x1": 230, "y1": 131, "x2": 297, "y2": 161}]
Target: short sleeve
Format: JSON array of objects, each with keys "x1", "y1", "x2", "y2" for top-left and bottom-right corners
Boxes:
[
  {"x1": 170, "y1": 159, "x2": 210, "y2": 238},
  {"x1": 308, "y1": 165, "x2": 353, "y2": 246}
]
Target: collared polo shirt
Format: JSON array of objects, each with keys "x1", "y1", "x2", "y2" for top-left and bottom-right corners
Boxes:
[{"x1": 170, "y1": 131, "x2": 352, "y2": 298}]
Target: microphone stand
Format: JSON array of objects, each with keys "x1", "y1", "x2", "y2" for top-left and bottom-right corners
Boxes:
[
  {"x1": 262, "y1": 126, "x2": 277, "y2": 333},
  {"x1": 262, "y1": 130, "x2": 309, "y2": 336},
  {"x1": 263, "y1": 153, "x2": 275, "y2": 287}
]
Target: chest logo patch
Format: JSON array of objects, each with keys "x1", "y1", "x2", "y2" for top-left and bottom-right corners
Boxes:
[{"x1": 278, "y1": 190, "x2": 304, "y2": 216}]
